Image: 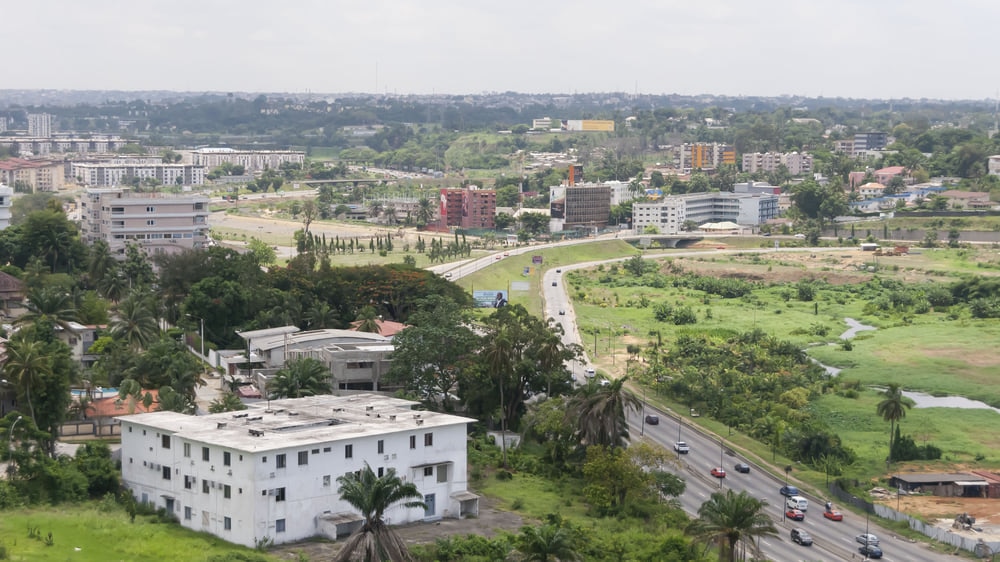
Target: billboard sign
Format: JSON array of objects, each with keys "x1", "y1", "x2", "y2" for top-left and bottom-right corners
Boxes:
[
  {"x1": 473, "y1": 289, "x2": 509, "y2": 308},
  {"x1": 532, "y1": 255, "x2": 543, "y2": 265}
]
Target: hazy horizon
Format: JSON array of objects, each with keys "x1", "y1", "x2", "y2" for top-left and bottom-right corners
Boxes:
[{"x1": 7, "y1": 1, "x2": 999, "y2": 101}]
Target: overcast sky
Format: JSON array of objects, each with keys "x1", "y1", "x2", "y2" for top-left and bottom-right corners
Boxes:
[{"x1": 7, "y1": 0, "x2": 997, "y2": 100}]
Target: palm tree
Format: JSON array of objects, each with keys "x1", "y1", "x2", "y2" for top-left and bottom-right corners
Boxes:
[
  {"x1": 334, "y1": 463, "x2": 426, "y2": 562},
  {"x1": 415, "y1": 197, "x2": 435, "y2": 227},
  {"x1": 87, "y1": 240, "x2": 118, "y2": 286},
  {"x1": 268, "y1": 358, "x2": 332, "y2": 399},
  {"x1": 208, "y1": 393, "x2": 247, "y2": 413},
  {"x1": 99, "y1": 271, "x2": 130, "y2": 303},
  {"x1": 354, "y1": 305, "x2": 381, "y2": 334},
  {"x1": 569, "y1": 376, "x2": 641, "y2": 449},
  {"x1": 15, "y1": 286, "x2": 78, "y2": 332},
  {"x1": 686, "y1": 489, "x2": 778, "y2": 562},
  {"x1": 876, "y1": 383, "x2": 914, "y2": 465},
  {"x1": 305, "y1": 302, "x2": 338, "y2": 329},
  {"x1": 383, "y1": 204, "x2": 398, "y2": 225},
  {"x1": 2, "y1": 338, "x2": 51, "y2": 427},
  {"x1": 368, "y1": 201, "x2": 384, "y2": 220},
  {"x1": 110, "y1": 292, "x2": 160, "y2": 351},
  {"x1": 515, "y1": 524, "x2": 580, "y2": 562}
]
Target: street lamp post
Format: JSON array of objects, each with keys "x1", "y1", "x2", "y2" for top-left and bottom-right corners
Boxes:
[
  {"x1": 7, "y1": 415, "x2": 23, "y2": 476},
  {"x1": 187, "y1": 314, "x2": 205, "y2": 360},
  {"x1": 640, "y1": 388, "x2": 646, "y2": 437}
]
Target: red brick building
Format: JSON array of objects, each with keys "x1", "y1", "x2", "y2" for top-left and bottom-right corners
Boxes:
[{"x1": 438, "y1": 187, "x2": 496, "y2": 229}]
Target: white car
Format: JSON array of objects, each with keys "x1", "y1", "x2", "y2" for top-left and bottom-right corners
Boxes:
[
  {"x1": 794, "y1": 233, "x2": 806, "y2": 239},
  {"x1": 856, "y1": 533, "x2": 879, "y2": 546},
  {"x1": 673, "y1": 441, "x2": 690, "y2": 454}
]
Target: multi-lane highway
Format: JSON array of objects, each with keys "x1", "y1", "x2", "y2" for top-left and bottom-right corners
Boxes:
[{"x1": 538, "y1": 253, "x2": 952, "y2": 562}]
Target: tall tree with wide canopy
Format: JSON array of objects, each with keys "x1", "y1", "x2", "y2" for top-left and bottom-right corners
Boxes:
[
  {"x1": 268, "y1": 357, "x2": 332, "y2": 399},
  {"x1": 110, "y1": 291, "x2": 161, "y2": 351},
  {"x1": 2, "y1": 338, "x2": 50, "y2": 428},
  {"x1": 876, "y1": 383, "x2": 914, "y2": 466},
  {"x1": 686, "y1": 489, "x2": 778, "y2": 562},
  {"x1": 387, "y1": 295, "x2": 477, "y2": 410},
  {"x1": 334, "y1": 464, "x2": 426, "y2": 562}
]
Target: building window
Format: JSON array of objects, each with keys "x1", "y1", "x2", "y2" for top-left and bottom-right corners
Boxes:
[
  {"x1": 202, "y1": 447, "x2": 210, "y2": 462},
  {"x1": 409, "y1": 435, "x2": 416, "y2": 449},
  {"x1": 184, "y1": 475, "x2": 194, "y2": 489},
  {"x1": 223, "y1": 452, "x2": 231, "y2": 467},
  {"x1": 183, "y1": 443, "x2": 191, "y2": 458},
  {"x1": 298, "y1": 451, "x2": 308, "y2": 466},
  {"x1": 162, "y1": 466, "x2": 171, "y2": 480},
  {"x1": 146, "y1": 220, "x2": 155, "y2": 226},
  {"x1": 311, "y1": 449, "x2": 319, "y2": 455},
  {"x1": 437, "y1": 464, "x2": 448, "y2": 483},
  {"x1": 424, "y1": 433, "x2": 433, "y2": 447},
  {"x1": 345, "y1": 445, "x2": 353, "y2": 459},
  {"x1": 323, "y1": 447, "x2": 331, "y2": 453},
  {"x1": 276, "y1": 454, "x2": 286, "y2": 468},
  {"x1": 276, "y1": 519, "x2": 286, "y2": 533},
  {"x1": 323, "y1": 475, "x2": 331, "y2": 487},
  {"x1": 274, "y1": 488, "x2": 286, "y2": 502},
  {"x1": 377, "y1": 467, "x2": 384, "y2": 477},
  {"x1": 184, "y1": 506, "x2": 192, "y2": 520},
  {"x1": 377, "y1": 440, "x2": 384, "y2": 454},
  {"x1": 203, "y1": 480, "x2": 210, "y2": 494},
  {"x1": 224, "y1": 517, "x2": 231, "y2": 531},
  {"x1": 224, "y1": 485, "x2": 231, "y2": 499},
  {"x1": 161, "y1": 435, "x2": 170, "y2": 449},
  {"x1": 146, "y1": 206, "x2": 155, "y2": 212},
  {"x1": 423, "y1": 466, "x2": 433, "y2": 477}
]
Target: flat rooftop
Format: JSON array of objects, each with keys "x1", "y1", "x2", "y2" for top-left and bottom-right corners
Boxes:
[{"x1": 119, "y1": 394, "x2": 473, "y2": 453}]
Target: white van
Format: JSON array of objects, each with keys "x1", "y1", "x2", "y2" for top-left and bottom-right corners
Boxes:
[
  {"x1": 786, "y1": 495, "x2": 808, "y2": 511},
  {"x1": 584, "y1": 368, "x2": 596, "y2": 378}
]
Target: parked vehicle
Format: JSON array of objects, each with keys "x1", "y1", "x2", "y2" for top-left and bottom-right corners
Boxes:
[
  {"x1": 790, "y1": 528, "x2": 812, "y2": 546},
  {"x1": 584, "y1": 368, "x2": 596, "y2": 378},
  {"x1": 779, "y1": 485, "x2": 799, "y2": 497},
  {"x1": 710, "y1": 467, "x2": 727, "y2": 478},
  {"x1": 785, "y1": 509, "x2": 805, "y2": 521},
  {"x1": 673, "y1": 441, "x2": 690, "y2": 454},
  {"x1": 733, "y1": 462, "x2": 750, "y2": 474}
]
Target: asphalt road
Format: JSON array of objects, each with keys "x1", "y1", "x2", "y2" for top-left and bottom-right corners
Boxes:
[{"x1": 446, "y1": 241, "x2": 954, "y2": 562}]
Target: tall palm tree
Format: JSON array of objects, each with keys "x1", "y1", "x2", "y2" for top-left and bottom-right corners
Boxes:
[
  {"x1": 305, "y1": 302, "x2": 338, "y2": 329},
  {"x1": 87, "y1": 240, "x2": 118, "y2": 286},
  {"x1": 269, "y1": 358, "x2": 332, "y2": 399},
  {"x1": 480, "y1": 318, "x2": 514, "y2": 468},
  {"x1": 368, "y1": 201, "x2": 384, "y2": 220},
  {"x1": 686, "y1": 489, "x2": 778, "y2": 562},
  {"x1": 2, "y1": 338, "x2": 51, "y2": 427},
  {"x1": 876, "y1": 383, "x2": 914, "y2": 465},
  {"x1": 15, "y1": 286, "x2": 78, "y2": 332},
  {"x1": 334, "y1": 463, "x2": 426, "y2": 562},
  {"x1": 354, "y1": 305, "x2": 381, "y2": 334},
  {"x1": 516, "y1": 524, "x2": 580, "y2": 562},
  {"x1": 569, "y1": 377, "x2": 641, "y2": 449},
  {"x1": 110, "y1": 292, "x2": 160, "y2": 351}
]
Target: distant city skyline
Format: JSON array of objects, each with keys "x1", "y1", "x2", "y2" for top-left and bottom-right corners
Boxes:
[{"x1": 6, "y1": 0, "x2": 999, "y2": 101}]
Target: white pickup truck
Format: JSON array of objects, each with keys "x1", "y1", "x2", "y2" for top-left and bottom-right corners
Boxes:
[{"x1": 673, "y1": 441, "x2": 690, "y2": 454}]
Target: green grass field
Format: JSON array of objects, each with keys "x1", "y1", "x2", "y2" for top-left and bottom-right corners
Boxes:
[{"x1": 0, "y1": 502, "x2": 276, "y2": 562}]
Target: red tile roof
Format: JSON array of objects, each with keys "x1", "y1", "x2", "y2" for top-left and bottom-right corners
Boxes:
[
  {"x1": 85, "y1": 389, "x2": 160, "y2": 418},
  {"x1": 348, "y1": 319, "x2": 407, "y2": 337}
]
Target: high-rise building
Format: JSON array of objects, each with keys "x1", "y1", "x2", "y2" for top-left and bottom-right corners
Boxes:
[
  {"x1": 27, "y1": 113, "x2": 52, "y2": 138},
  {"x1": 0, "y1": 183, "x2": 13, "y2": 230},
  {"x1": 853, "y1": 132, "x2": 888, "y2": 153}
]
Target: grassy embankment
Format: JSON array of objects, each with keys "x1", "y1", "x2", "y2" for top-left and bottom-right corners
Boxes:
[{"x1": 0, "y1": 502, "x2": 278, "y2": 562}]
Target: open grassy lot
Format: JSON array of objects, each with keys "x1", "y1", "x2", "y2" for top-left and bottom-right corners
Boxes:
[
  {"x1": 0, "y1": 502, "x2": 276, "y2": 562},
  {"x1": 566, "y1": 246, "x2": 1000, "y2": 482}
]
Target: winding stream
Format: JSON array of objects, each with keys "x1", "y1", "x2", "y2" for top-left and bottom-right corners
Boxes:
[{"x1": 815, "y1": 318, "x2": 1000, "y2": 414}]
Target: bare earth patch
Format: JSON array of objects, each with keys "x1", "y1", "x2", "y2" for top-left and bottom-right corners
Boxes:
[
  {"x1": 270, "y1": 495, "x2": 524, "y2": 561},
  {"x1": 882, "y1": 495, "x2": 1000, "y2": 542}
]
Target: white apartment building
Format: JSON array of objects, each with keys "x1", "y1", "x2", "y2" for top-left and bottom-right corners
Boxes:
[
  {"x1": 81, "y1": 188, "x2": 210, "y2": 258},
  {"x1": 989, "y1": 155, "x2": 1000, "y2": 176},
  {"x1": 633, "y1": 192, "x2": 779, "y2": 234},
  {"x1": 27, "y1": 113, "x2": 52, "y2": 138},
  {"x1": 0, "y1": 183, "x2": 12, "y2": 230},
  {"x1": 741, "y1": 152, "x2": 814, "y2": 176},
  {"x1": 119, "y1": 394, "x2": 478, "y2": 547},
  {"x1": 191, "y1": 148, "x2": 305, "y2": 173},
  {"x1": 72, "y1": 162, "x2": 206, "y2": 187}
]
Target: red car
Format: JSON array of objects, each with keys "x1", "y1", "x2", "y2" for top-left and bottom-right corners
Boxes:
[
  {"x1": 785, "y1": 509, "x2": 805, "y2": 521},
  {"x1": 823, "y1": 509, "x2": 843, "y2": 521},
  {"x1": 710, "y1": 467, "x2": 727, "y2": 479}
]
